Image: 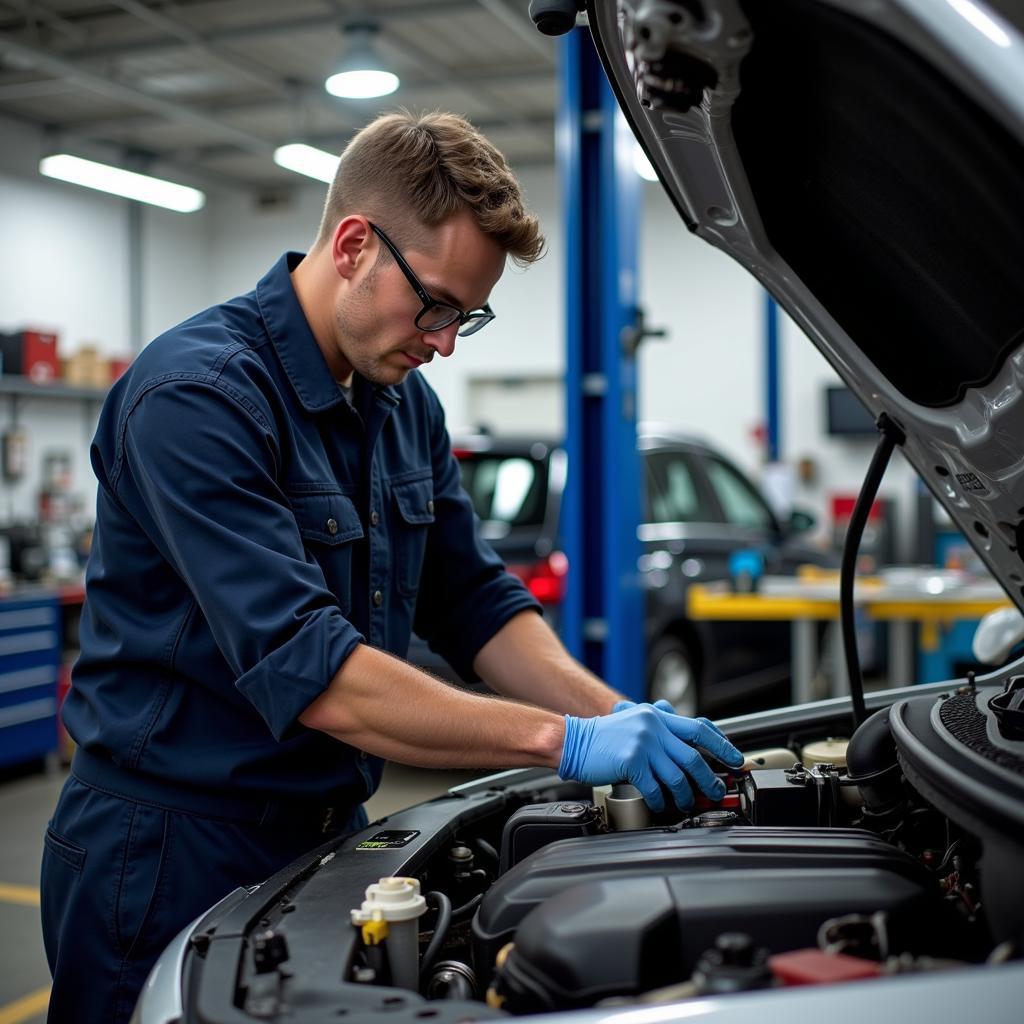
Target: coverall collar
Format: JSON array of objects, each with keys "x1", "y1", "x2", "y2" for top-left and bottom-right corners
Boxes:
[{"x1": 256, "y1": 251, "x2": 401, "y2": 414}]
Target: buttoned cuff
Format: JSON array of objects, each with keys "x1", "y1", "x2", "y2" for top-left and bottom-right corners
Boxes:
[{"x1": 235, "y1": 606, "x2": 364, "y2": 741}]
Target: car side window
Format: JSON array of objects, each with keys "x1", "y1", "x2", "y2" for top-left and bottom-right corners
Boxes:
[
  {"x1": 459, "y1": 455, "x2": 546, "y2": 527},
  {"x1": 645, "y1": 453, "x2": 708, "y2": 523},
  {"x1": 704, "y1": 457, "x2": 775, "y2": 530}
]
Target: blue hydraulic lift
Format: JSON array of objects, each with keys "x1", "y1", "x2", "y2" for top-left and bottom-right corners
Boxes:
[
  {"x1": 557, "y1": 27, "x2": 646, "y2": 699},
  {"x1": 556, "y1": 24, "x2": 781, "y2": 699},
  {"x1": 764, "y1": 293, "x2": 782, "y2": 462}
]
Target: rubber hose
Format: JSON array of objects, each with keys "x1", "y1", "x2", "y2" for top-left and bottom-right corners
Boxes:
[{"x1": 419, "y1": 891, "x2": 453, "y2": 986}]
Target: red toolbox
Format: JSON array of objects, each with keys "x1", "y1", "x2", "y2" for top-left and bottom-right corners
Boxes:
[{"x1": 0, "y1": 329, "x2": 60, "y2": 383}]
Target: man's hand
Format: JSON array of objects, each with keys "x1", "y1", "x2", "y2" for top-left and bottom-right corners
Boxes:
[
  {"x1": 612, "y1": 698, "x2": 676, "y2": 714},
  {"x1": 612, "y1": 699, "x2": 734, "y2": 748},
  {"x1": 558, "y1": 704, "x2": 744, "y2": 812}
]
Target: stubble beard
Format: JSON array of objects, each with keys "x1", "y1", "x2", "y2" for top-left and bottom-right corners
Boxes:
[{"x1": 334, "y1": 281, "x2": 410, "y2": 388}]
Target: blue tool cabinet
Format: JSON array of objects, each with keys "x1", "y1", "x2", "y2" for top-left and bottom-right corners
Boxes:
[{"x1": 0, "y1": 593, "x2": 60, "y2": 768}]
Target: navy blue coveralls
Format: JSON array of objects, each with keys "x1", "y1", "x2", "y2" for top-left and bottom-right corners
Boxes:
[{"x1": 41, "y1": 252, "x2": 539, "y2": 1024}]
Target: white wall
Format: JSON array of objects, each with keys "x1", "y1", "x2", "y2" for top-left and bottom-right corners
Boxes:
[
  {"x1": 638, "y1": 184, "x2": 762, "y2": 469},
  {"x1": 0, "y1": 111, "x2": 923, "y2": 557},
  {"x1": 782, "y1": 309, "x2": 920, "y2": 555},
  {"x1": 0, "y1": 115, "x2": 211, "y2": 521},
  {"x1": 0, "y1": 117, "x2": 122, "y2": 523},
  {"x1": 201, "y1": 168, "x2": 565, "y2": 434}
]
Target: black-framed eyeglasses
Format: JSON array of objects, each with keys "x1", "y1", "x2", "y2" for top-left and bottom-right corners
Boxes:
[{"x1": 370, "y1": 222, "x2": 496, "y2": 337}]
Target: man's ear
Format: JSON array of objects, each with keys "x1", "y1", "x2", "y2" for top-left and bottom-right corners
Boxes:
[{"x1": 330, "y1": 216, "x2": 373, "y2": 282}]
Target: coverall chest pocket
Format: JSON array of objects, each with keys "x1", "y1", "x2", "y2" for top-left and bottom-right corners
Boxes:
[
  {"x1": 290, "y1": 488, "x2": 363, "y2": 616},
  {"x1": 391, "y1": 475, "x2": 435, "y2": 598}
]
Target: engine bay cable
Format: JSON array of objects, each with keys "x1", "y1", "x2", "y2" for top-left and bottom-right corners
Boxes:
[
  {"x1": 420, "y1": 891, "x2": 453, "y2": 986},
  {"x1": 841, "y1": 413, "x2": 905, "y2": 731}
]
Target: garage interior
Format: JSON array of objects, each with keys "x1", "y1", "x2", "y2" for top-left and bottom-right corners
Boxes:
[{"x1": 1, "y1": 2, "x2": 1021, "y2": 1022}]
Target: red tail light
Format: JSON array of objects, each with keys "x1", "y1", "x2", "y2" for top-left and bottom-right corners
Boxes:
[{"x1": 508, "y1": 552, "x2": 569, "y2": 604}]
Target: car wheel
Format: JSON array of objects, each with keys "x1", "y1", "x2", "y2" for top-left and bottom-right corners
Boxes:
[{"x1": 647, "y1": 635, "x2": 699, "y2": 719}]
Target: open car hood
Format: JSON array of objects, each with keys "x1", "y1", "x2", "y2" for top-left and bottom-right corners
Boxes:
[{"x1": 587, "y1": 0, "x2": 1024, "y2": 605}]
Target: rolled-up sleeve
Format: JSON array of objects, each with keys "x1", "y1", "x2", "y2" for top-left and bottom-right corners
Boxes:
[
  {"x1": 114, "y1": 376, "x2": 363, "y2": 740},
  {"x1": 414, "y1": 394, "x2": 541, "y2": 680}
]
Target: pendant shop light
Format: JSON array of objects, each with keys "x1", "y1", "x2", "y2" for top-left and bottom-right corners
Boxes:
[
  {"x1": 39, "y1": 154, "x2": 205, "y2": 212},
  {"x1": 325, "y1": 22, "x2": 399, "y2": 99},
  {"x1": 273, "y1": 143, "x2": 340, "y2": 183}
]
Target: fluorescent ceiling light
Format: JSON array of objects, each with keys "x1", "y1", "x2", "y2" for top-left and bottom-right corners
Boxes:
[
  {"x1": 325, "y1": 68, "x2": 399, "y2": 99},
  {"x1": 633, "y1": 145, "x2": 659, "y2": 182},
  {"x1": 39, "y1": 154, "x2": 205, "y2": 212},
  {"x1": 274, "y1": 143, "x2": 340, "y2": 183},
  {"x1": 325, "y1": 22, "x2": 400, "y2": 99}
]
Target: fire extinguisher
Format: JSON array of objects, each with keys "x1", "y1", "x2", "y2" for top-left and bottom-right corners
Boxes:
[{"x1": 2, "y1": 429, "x2": 27, "y2": 482}]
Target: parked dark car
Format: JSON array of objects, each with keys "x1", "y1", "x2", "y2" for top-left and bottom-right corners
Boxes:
[{"x1": 409, "y1": 430, "x2": 833, "y2": 717}]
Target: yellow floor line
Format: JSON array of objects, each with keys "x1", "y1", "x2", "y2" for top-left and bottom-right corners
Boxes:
[
  {"x1": 0, "y1": 884, "x2": 40, "y2": 907},
  {"x1": 0, "y1": 986, "x2": 50, "y2": 1024}
]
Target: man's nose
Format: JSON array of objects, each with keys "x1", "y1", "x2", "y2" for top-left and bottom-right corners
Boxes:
[{"x1": 423, "y1": 322, "x2": 459, "y2": 358}]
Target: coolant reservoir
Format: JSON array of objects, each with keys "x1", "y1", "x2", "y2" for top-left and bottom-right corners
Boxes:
[
  {"x1": 351, "y1": 876, "x2": 426, "y2": 990},
  {"x1": 801, "y1": 738, "x2": 849, "y2": 767},
  {"x1": 742, "y1": 747, "x2": 799, "y2": 770}
]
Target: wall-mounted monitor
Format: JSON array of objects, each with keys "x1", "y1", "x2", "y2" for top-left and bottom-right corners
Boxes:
[{"x1": 825, "y1": 385, "x2": 877, "y2": 437}]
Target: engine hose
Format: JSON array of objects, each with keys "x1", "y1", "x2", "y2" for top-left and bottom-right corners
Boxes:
[
  {"x1": 419, "y1": 891, "x2": 453, "y2": 986},
  {"x1": 451, "y1": 892, "x2": 484, "y2": 920},
  {"x1": 841, "y1": 413, "x2": 904, "y2": 730},
  {"x1": 474, "y1": 838, "x2": 499, "y2": 866}
]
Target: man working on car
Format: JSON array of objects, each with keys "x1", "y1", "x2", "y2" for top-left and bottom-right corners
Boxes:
[{"x1": 41, "y1": 110, "x2": 742, "y2": 1024}]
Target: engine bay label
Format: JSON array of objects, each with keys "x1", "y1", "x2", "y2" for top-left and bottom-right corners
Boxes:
[{"x1": 356, "y1": 830, "x2": 421, "y2": 850}]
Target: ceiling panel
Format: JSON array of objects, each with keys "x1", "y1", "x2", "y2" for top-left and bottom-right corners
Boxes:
[{"x1": 0, "y1": 0, "x2": 558, "y2": 192}]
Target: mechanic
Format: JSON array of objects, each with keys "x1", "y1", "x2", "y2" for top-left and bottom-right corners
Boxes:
[{"x1": 40, "y1": 111, "x2": 743, "y2": 1024}]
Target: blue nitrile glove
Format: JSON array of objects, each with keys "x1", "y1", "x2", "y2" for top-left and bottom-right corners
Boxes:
[
  {"x1": 613, "y1": 699, "x2": 676, "y2": 714},
  {"x1": 612, "y1": 700, "x2": 733, "y2": 746},
  {"x1": 559, "y1": 704, "x2": 744, "y2": 812}
]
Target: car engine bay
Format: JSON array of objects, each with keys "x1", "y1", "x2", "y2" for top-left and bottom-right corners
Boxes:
[{"x1": 177, "y1": 676, "x2": 1024, "y2": 1023}]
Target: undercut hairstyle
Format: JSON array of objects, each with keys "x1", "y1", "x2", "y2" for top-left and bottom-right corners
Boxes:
[{"x1": 313, "y1": 110, "x2": 545, "y2": 268}]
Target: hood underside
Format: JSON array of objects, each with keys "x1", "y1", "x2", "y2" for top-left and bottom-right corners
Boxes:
[{"x1": 589, "y1": 0, "x2": 1024, "y2": 606}]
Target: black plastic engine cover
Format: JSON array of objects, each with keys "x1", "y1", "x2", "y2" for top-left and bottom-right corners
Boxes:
[{"x1": 474, "y1": 825, "x2": 939, "y2": 1005}]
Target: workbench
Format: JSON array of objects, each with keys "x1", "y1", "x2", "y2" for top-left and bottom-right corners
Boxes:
[{"x1": 687, "y1": 569, "x2": 1010, "y2": 704}]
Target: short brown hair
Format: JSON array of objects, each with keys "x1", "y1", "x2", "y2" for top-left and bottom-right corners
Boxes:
[{"x1": 313, "y1": 110, "x2": 545, "y2": 268}]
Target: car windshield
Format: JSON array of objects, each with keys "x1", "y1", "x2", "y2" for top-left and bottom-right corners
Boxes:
[{"x1": 458, "y1": 453, "x2": 548, "y2": 527}]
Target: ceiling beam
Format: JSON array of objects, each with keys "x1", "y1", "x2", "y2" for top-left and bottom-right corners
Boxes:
[
  {"x1": 0, "y1": 75, "x2": 74, "y2": 100},
  {"x1": 0, "y1": 31, "x2": 276, "y2": 154},
  {"x1": 104, "y1": 0, "x2": 299, "y2": 98},
  {"x1": 0, "y1": 0, "x2": 87, "y2": 44},
  {"x1": 0, "y1": 106, "x2": 254, "y2": 193},
  {"x1": 50, "y1": 1, "x2": 486, "y2": 63},
  {"x1": 37, "y1": 64, "x2": 552, "y2": 136},
  {"x1": 181, "y1": 113, "x2": 555, "y2": 162},
  {"x1": 377, "y1": 31, "x2": 551, "y2": 146},
  {"x1": 474, "y1": 0, "x2": 553, "y2": 61}
]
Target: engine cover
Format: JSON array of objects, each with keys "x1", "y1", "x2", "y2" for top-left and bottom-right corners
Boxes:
[{"x1": 473, "y1": 824, "x2": 943, "y2": 1011}]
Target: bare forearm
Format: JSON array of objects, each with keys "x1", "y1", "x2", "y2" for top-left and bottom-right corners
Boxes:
[
  {"x1": 473, "y1": 610, "x2": 624, "y2": 717},
  {"x1": 298, "y1": 643, "x2": 565, "y2": 769}
]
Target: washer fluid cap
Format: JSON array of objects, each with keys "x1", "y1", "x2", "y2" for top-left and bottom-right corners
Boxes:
[
  {"x1": 351, "y1": 876, "x2": 427, "y2": 924},
  {"x1": 800, "y1": 738, "x2": 849, "y2": 767}
]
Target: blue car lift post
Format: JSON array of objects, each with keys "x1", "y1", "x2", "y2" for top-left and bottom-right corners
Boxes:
[{"x1": 558, "y1": 25, "x2": 646, "y2": 700}]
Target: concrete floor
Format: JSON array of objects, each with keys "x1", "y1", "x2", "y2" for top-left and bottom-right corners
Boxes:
[{"x1": 0, "y1": 761, "x2": 479, "y2": 1024}]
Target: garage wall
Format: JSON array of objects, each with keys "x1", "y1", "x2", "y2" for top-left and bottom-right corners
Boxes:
[
  {"x1": 782, "y1": 310, "x2": 921, "y2": 556},
  {"x1": 0, "y1": 113, "x2": 922, "y2": 555},
  {"x1": 0, "y1": 114, "x2": 211, "y2": 521}
]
